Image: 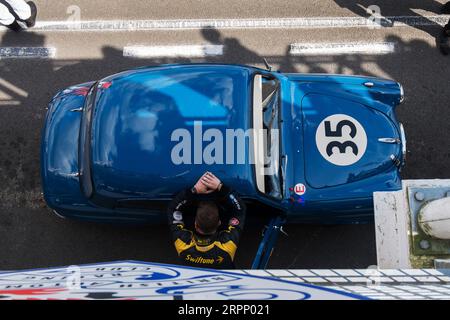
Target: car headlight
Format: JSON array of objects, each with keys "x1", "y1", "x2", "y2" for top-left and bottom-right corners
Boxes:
[{"x1": 399, "y1": 122, "x2": 406, "y2": 166}]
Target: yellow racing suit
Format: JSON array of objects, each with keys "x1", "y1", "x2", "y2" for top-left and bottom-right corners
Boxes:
[{"x1": 167, "y1": 184, "x2": 246, "y2": 269}]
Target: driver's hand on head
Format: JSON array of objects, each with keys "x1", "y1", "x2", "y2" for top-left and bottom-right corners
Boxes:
[
  {"x1": 200, "y1": 172, "x2": 222, "y2": 193},
  {"x1": 193, "y1": 172, "x2": 222, "y2": 194},
  {"x1": 193, "y1": 177, "x2": 209, "y2": 194}
]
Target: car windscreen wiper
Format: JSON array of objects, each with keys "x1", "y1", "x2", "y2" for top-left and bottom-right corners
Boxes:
[{"x1": 79, "y1": 81, "x2": 98, "y2": 199}]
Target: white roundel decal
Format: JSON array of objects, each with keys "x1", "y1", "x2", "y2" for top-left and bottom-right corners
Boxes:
[
  {"x1": 294, "y1": 183, "x2": 306, "y2": 195},
  {"x1": 173, "y1": 211, "x2": 183, "y2": 221},
  {"x1": 315, "y1": 114, "x2": 367, "y2": 166}
]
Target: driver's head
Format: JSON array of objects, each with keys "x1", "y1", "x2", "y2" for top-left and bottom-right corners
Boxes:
[{"x1": 195, "y1": 201, "x2": 221, "y2": 235}]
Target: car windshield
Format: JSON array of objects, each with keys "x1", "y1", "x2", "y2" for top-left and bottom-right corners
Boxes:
[{"x1": 252, "y1": 75, "x2": 282, "y2": 199}]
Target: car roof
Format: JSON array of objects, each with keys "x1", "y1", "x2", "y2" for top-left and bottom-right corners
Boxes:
[{"x1": 90, "y1": 64, "x2": 258, "y2": 199}]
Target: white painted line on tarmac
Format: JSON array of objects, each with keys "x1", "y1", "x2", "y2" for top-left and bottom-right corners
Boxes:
[
  {"x1": 0, "y1": 15, "x2": 448, "y2": 31},
  {"x1": 290, "y1": 42, "x2": 396, "y2": 55},
  {"x1": 123, "y1": 44, "x2": 223, "y2": 58},
  {"x1": 0, "y1": 100, "x2": 21, "y2": 106},
  {"x1": 0, "y1": 47, "x2": 56, "y2": 58},
  {"x1": 0, "y1": 78, "x2": 28, "y2": 97}
]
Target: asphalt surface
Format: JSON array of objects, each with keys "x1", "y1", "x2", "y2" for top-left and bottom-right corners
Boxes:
[{"x1": 0, "y1": 0, "x2": 449, "y2": 271}]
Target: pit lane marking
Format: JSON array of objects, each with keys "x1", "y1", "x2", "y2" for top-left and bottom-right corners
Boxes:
[
  {"x1": 0, "y1": 15, "x2": 448, "y2": 32},
  {"x1": 0, "y1": 47, "x2": 56, "y2": 58},
  {"x1": 290, "y1": 42, "x2": 396, "y2": 55},
  {"x1": 123, "y1": 45, "x2": 223, "y2": 58}
]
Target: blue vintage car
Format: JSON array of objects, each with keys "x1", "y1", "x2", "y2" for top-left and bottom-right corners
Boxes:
[{"x1": 41, "y1": 63, "x2": 406, "y2": 224}]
